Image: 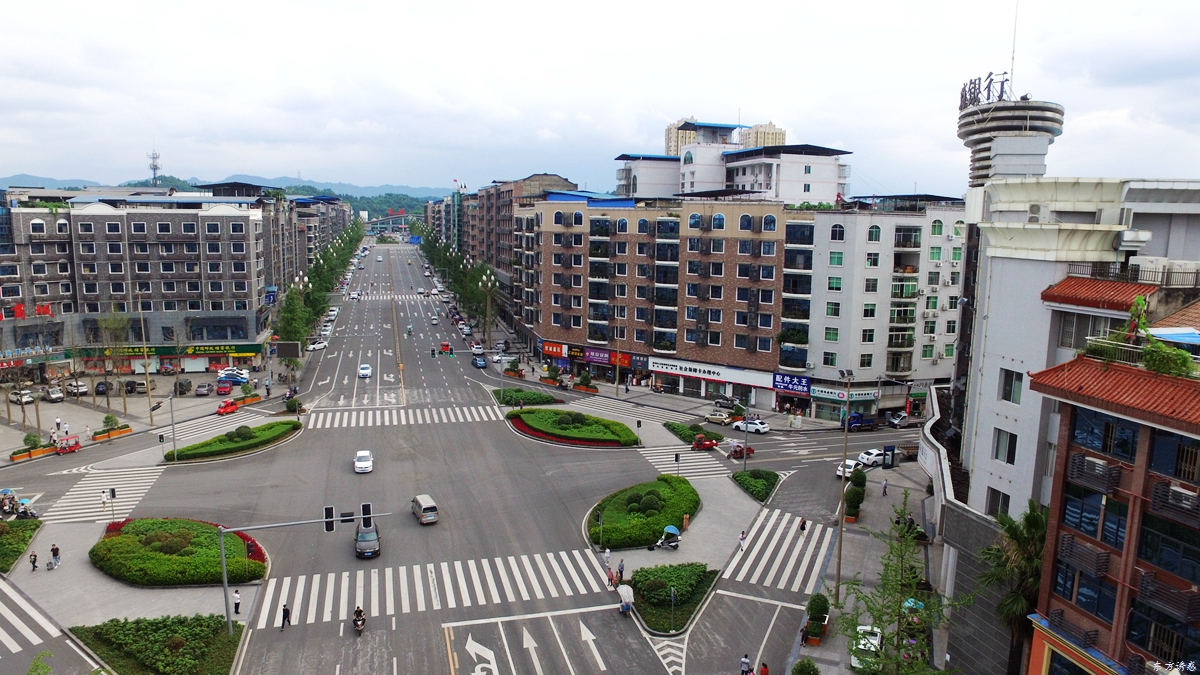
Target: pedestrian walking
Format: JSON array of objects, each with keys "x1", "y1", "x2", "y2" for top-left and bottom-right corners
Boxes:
[
  {"x1": 50, "y1": 430, "x2": 57, "y2": 444},
  {"x1": 50, "y1": 544, "x2": 60, "y2": 568},
  {"x1": 85, "y1": 425, "x2": 91, "y2": 440},
  {"x1": 29, "y1": 552, "x2": 37, "y2": 572},
  {"x1": 253, "y1": 377, "x2": 259, "y2": 390},
  {"x1": 799, "y1": 517, "x2": 807, "y2": 533},
  {"x1": 740, "y1": 654, "x2": 752, "y2": 674},
  {"x1": 760, "y1": 663, "x2": 769, "y2": 675},
  {"x1": 624, "y1": 381, "x2": 629, "y2": 393},
  {"x1": 739, "y1": 530, "x2": 747, "y2": 551},
  {"x1": 606, "y1": 567, "x2": 615, "y2": 589},
  {"x1": 882, "y1": 478, "x2": 888, "y2": 496},
  {"x1": 617, "y1": 559, "x2": 625, "y2": 584},
  {"x1": 280, "y1": 604, "x2": 291, "y2": 630},
  {"x1": 265, "y1": 385, "x2": 271, "y2": 398},
  {"x1": 62, "y1": 422, "x2": 69, "y2": 436},
  {"x1": 603, "y1": 548, "x2": 610, "y2": 569},
  {"x1": 233, "y1": 590, "x2": 241, "y2": 615},
  {"x1": 55, "y1": 416, "x2": 61, "y2": 431}
]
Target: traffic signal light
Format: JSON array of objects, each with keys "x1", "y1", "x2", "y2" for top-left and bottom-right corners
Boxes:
[
  {"x1": 431, "y1": 348, "x2": 437, "y2": 357},
  {"x1": 361, "y1": 502, "x2": 373, "y2": 529},
  {"x1": 448, "y1": 347, "x2": 455, "y2": 357},
  {"x1": 323, "y1": 506, "x2": 335, "y2": 532}
]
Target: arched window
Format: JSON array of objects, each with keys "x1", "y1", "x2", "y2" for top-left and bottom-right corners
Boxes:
[
  {"x1": 954, "y1": 220, "x2": 964, "y2": 237},
  {"x1": 830, "y1": 224, "x2": 845, "y2": 241},
  {"x1": 55, "y1": 219, "x2": 68, "y2": 234},
  {"x1": 712, "y1": 214, "x2": 725, "y2": 230},
  {"x1": 739, "y1": 214, "x2": 753, "y2": 231},
  {"x1": 931, "y1": 219, "x2": 944, "y2": 235},
  {"x1": 867, "y1": 225, "x2": 881, "y2": 242},
  {"x1": 553, "y1": 211, "x2": 563, "y2": 225},
  {"x1": 616, "y1": 218, "x2": 628, "y2": 233},
  {"x1": 573, "y1": 212, "x2": 584, "y2": 226},
  {"x1": 637, "y1": 219, "x2": 649, "y2": 234},
  {"x1": 688, "y1": 214, "x2": 702, "y2": 229},
  {"x1": 683, "y1": 151, "x2": 693, "y2": 165},
  {"x1": 29, "y1": 219, "x2": 46, "y2": 235},
  {"x1": 763, "y1": 215, "x2": 777, "y2": 231},
  {"x1": 631, "y1": 175, "x2": 638, "y2": 194}
]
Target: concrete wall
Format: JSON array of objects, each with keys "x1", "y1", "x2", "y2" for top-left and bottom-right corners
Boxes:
[{"x1": 941, "y1": 499, "x2": 1012, "y2": 675}]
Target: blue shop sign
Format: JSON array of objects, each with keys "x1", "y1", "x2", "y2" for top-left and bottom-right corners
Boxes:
[{"x1": 773, "y1": 373, "x2": 811, "y2": 395}]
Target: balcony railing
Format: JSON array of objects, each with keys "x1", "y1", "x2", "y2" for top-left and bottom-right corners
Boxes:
[
  {"x1": 1058, "y1": 533, "x2": 1110, "y2": 577},
  {"x1": 887, "y1": 336, "x2": 915, "y2": 349},
  {"x1": 1150, "y1": 480, "x2": 1200, "y2": 527},
  {"x1": 1048, "y1": 609, "x2": 1099, "y2": 649},
  {"x1": 1068, "y1": 262, "x2": 1200, "y2": 288},
  {"x1": 891, "y1": 289, "x2": 919, "y2": 299},
  {"x1": 889, "y1": 315, "x2": 917, "y2": 325},
  {"x1": 1068, "y1": 453, "x2": 1122, "y2": 495},
  {"x1": 1084, "y1": 337, "x2": 1200, "y2": 371},
  {"x1": 1138, "y1": 570, "x2": 1200, "y2": 623},
  {"x1": 894, "y1": 236, "x2": 922, "y2": 249}
]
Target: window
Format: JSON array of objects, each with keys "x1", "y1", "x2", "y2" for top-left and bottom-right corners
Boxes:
[
  {"x1": 230, "y1": 222, "x2": 245, "y2": 234},
  {"x1": 945, "y1": 320, "x2": 957, "y2": 334},
  {"x1": 182, "y1": 222, "x2": 197, "y2": 234},
  {"x1": 866, "y1": 252, "x2": 879, "y2": 267},
  {"x1": 929, "y1": 246, "x2": 942, "y2": 261},
  {"x1": 157, "y1": 222, "x2": 171, "y2": 234},
  {"x1": 804, "y1": 165, "x2": 811, "y2": 174},
  {"x1": 616, "y1": 242, "x2": 627, "y2": 255},
  {"x1": 951, "y1": 271, "x2": 961, "y2": 285},
  {"x1": 921, "y1": 344, "x2": 934, "y2": 359},
  {"x1": 207, "y1": 243, "x2": 220, "y2": 254},
  {"x1": 208, "y1": 262, "x2": 221, "y2": 273},
  {"x1": 106, "y1": 222, "x2": 121, "y2": 234},
  {"x1": 949, "y1": 295, "x2": 960, "y2": 307},
  {"x1": 1150, "y1": 429, "x2": 1200, "y2": 484},
  {"x1": 185, "y1": 262, "x2": 198, "y2": 273},
  {"x1": 710, "y1": 239, "x2": 725, "y2": 253},
  {"x1": 30, "y1": 243, "x2": 45, "y2": 255},
  {"x1": 133, "y1": 242, "x2": 148, "y2": 254},
  {"x1": 61, "y1": 301, "x2": 74, "y2": 313},
  {"x1": 708, "y1": 308, "x2": 722, "y2": 322},
  {"x1": 30, "y1": 220, "x2": 45, "y2": 234},
  {"x1": 803, "y1": 183, "x2": 811, "y2": 193},
  {"x1": 210, "y1": 301, "x2": 224, "y2": 311},
  {"x1": 863, "y1": 303, "x2": 876, "y2": 318},
  {"x1": 186, "y1": 281, "x2": 200, "y2": 293},
  {"x1": 927, "y1": 271, "x2": 940, "y2": 286},
  {"x1": 573, "y1": 212, "x2": 584, "y2": 226},
  {"x1": 738, "y1": 240, "x2": 753, "y2": 255},
  {"x1": 710, "y1": 262, "x2": 723, "y2": 276},
  {"x1": 923, "y1": 320, "x2": 936, "y2": 335},
  {"x1": 985, "y1": 487, "x2": 1010, "y2": 516},
  {"x1": 160, "y1": 243, "x2": 175, "y2": 255},
  {"x1": 161, "y1": 262, "x2": 175, "y2": 273},
  {"x1": 1072, "y1": 407, "x2": 1139, "y2": 462},
  {"x1": 828, "y1": 276, "x2": 842, "y2": 291},
  {"x1": 930, "y1": 220, "x2": 943, "y2": 235},
  {"x1": 80, "y1": 243, "x2": 95, "y2": 254},
  {"x1": 206, "y1": 222, "x2": 221, "y2": 234},
  {"x1": 735, "y1": 311, "x2": 748, "y2": 326},
  {"x1": 56, "y1": 220, "x2": 68, "y2": 234},
  {"x1": 943, "y1": 343, "x2": 955, "y2": 358},
  {"x1": 78, "y1": 222, "x2": 94, "y2": 234},
  {"x1": 59, "y1": 282, "x2": 71, "y2": 293},
  {"x1": 231, "y1": 242, "x2": 246, "y2": 254},
  {"x1": 952, "y1": 247, "x2": 963, "y2": 261},
  {"x1": 757, "y1": 337, "x2": 772, "y2": 352},
  {"x1": 1001, "y1": 369, "x2": 1023, "y2": 404},
  {"x1": 830, "y1": 224, "x2": 844, "y2": 241},
  {"x1": 860, "y1": 354, "x2": 873, "y2": 368},
  {"x1": 57, "y1": 262, "x2": 69, "y2": 274},
  {"x1": 108, "y1": 263, "x2": 123, "y2": 274},
  {"x1": 81, "y1": 262, "x2": 96, "y2": 274},
  {"x1": 132, "y1": 222, "x2": 146, "y2": 234},
  {"x1": 107, "y1": 242, "x2": 122, "y2": 254},
  {"x1": 823, "y1": 351, "x2": 837, "y2": 367},
  {"x1": 860, "y1": 329, "x2": 876, "y2": 345},
  {"x1": 110, "y1": 282, "x2": 125, "y2": 294},
  {"x1": 758, "y1": 314, "x2": 773, "y2": 329},
  {"x1": 867, "y1": 225, "x2": 881, "y2": 242},
  {"x1": 1059, "y1": 312, "x2": 1120, "y2": 349},
  {"x1": 688, "y1": 214, "x2": 701, "y2": 229},
  {"x1": 162, "y1": 301, "x2": 177, "y2": 312},
  {"x1": 1138, "y1": 513, "x2": 1200, "y2": 585},
  {"x1": 29, "y1": 263, "x2": 44, "y2": 276},
  {"x1": 825, "y1": 327, "x2": 839, "y2": 342},
  {"x1": 711, "y1": 214, "x2": 725, "y2": 230},
  {"x1": 993, "y1": 429, "x2": 1018, "y2": 464},
  {"x1": 232, "y1": 261, "x2": 247, "y2": 273},
  {"x1": 826, "y1": 302, "x2": 840, "y2": 317},
  {"x1": 616, "y1": 218, "x2": 628, "y2": 233},
  {"x1": 739, "y1": 214, "x2": 753, "y2": 231},
  {"x1": 829, "y1": 251, "x2": 844, "y2": 266},
  {"x1": 864, "y1": 278, "x2": 878, "y2": 293},
  {"x1": 763, "y1": 215, "x2": 776, "y2": 231},
  {"x1": 761, "y1": 241, "x2": 776, "y2": 256},
  {"x1": 33, "y1": 283, "x2": 47, "y2": 296},
  {"x1": 187, "y1": 300, "x2": 201, "y2": 311},
  {"x1": 759, "y1": 289, "x2": 774, "y2": 304}
]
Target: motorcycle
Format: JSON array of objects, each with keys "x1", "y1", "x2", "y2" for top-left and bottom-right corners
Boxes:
[
  {"x1": 649, "y1": 525, "x2": 681, "y2": 551},
  {"x1": 650, "y1": 384, "x2": 664, "y2": 394},
  {"x1": 353, "y1": 614, "x2": 365, "y2": 636}
]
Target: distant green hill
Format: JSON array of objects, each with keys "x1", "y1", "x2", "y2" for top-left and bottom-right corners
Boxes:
[
  {"x1": 283, "y1": 185, "x2": 426, "y2": 219},
  {"x1": 120, "y1": 175, "x2": 197, "y2": 191}
]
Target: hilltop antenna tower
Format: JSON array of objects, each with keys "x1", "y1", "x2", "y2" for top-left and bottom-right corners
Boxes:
[{"x1": 147, "y1": 150, "x2": 162, "y2": 187}]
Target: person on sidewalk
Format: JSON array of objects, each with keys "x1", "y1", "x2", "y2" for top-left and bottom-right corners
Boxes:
[
  {"x1": 63, "y1": 422, "x2": 69, "y2": 436},
  {"x1": 55, "y1": 417, "x2": 61, "y2": 431},
  {"x1": 29, "y1": 552, "x2": 37, "y2": 572},
  {"x1": 85, "y1": 425, "x2": 91, "y2": 441},
  {"x1": 233, "y1": 589, "x2": 241, "y2": 615},
  {"x1": 606, "y1": 567, "x2": 615, "y2": 589},
  {"x1": 882, "y1": 478, "x2": 888, "y2": 496},
  {"x1": 740, "y1": 654, "x2": 752, "y2": 674},
  {"x1": 759, "y1": 663, "x2": 769, "y2": 675},
  {"x1": 280, "y1": 604, "x2": 291, "y2": 630},
  {"x1": 739, "y1": 531, "x2": 747, "y2": 551},
  {"x1": 617, "y1": 559, "x2": 625, "y2": 584},
  {"x1": 603, "y1": 548, "x2": 610, "y2": 569},
  {"x1": 50, "y1": 544, "x2": 60, "y2": 568},
  {"x1": 799, "y1": 517, "x2": 807, "y2": 533}
]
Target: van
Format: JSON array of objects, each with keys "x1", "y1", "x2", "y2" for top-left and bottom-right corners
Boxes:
[
  {"x1": 174, "y1": 379, "x2": 193, "y2": 396},
  {"x1": 411, "y1": 494, "x2": 439, "y2": 525}
]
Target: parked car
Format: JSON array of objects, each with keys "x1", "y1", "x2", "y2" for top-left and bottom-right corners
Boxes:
[
  {"x1": 710, "y1": 394, "x2": 739, "y2": 409},
  {"x1": 320, "y1": 325, "x2": 334, "y2": 337},
  {"x1": 7, "y1": 390, "x2": 33, "y2": 405},
  {"x1": 460, "y1": 325, "x2": 473, "y2": 336},
  {"x1": 135, "y1": 379, "x2": 157, "y2": 395},
  {"x1": 705, "y1": 410, "x2": 733, "y2": 425},
  {"x1": 216, "y1": 381, "x2": 233, "y2": 396},
  {"x1": 65, "y1": 381, "x2": 89, "y2": 396},
  {"x1": 216, "y1": 398, "x2": 239, "y2": 415},
  {"x1": 836, "y1": 459, "x2": 864, "y2": 478},
  {"x1": 218, "y1": 367, "x2": 250, "y2": 381},
  {"x1": 471, "y1": 356, "x2": 487, "y2": 368},
  {"x1": 195, "y1": 382, "x2": 215, "y2": 396},
  {"x1": 174, "y1": 379, "x2": 193, "y2": 395},
  {"x1": 491, "y1": 353, "x2": 509, "y2": 363},
  {"x1": 417, "y1": 287, "x2": 426, "y2": 294},
  {"x1": 354, "y1": 450, "x2": 374, "y2": 473},
  {"x1": 858, "y1": 448, "x2": 885, "y2": 467},
  {"x1": 42, "y1": 387, "x2": 64, "y2": 403},
  {"x1": 887, "y1": 411, "x2": 913, "y2": 428},
  {"x1": 95, "y1": 381, "x2": 113, "y2": 396},
  {"x1": 122, "y1": 380, "x2": 138, "y2": 395},
  {"x1": 731, "y1": 419, "x2": 770, "y2": 434},
  {"x1": 851, "y1": 625, "x2": 882, "y2": 669},
  {"x1": 840, "y1": 411, "x2": 879, "y2": 432}
]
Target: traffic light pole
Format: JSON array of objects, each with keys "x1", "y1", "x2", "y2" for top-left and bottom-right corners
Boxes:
[{"x1": 216, "y1": 510, "x2": 392, "y2": 634}]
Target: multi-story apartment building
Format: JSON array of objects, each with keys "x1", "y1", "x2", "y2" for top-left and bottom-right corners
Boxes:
[
  {"x1": 0, "y1": 183, "x2": 349, "y2": 375},
  {"x1": 740, "y1": 122, "x2": 787, "y2": 148},
  {"x1": 664, "y1": 116, "x2": 697, "y2": 157}
]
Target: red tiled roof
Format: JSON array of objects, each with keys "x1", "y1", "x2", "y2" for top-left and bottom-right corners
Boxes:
[
  {"x1": 1040, "y1": 276, "x2": 1158, "y2": 312},
  {"x1": 1154, "y1": 300, "x2": 1200, "y2": 329},
  {"x1": 1029, "y1": 356, "x2": 1200, "y2": 436}
]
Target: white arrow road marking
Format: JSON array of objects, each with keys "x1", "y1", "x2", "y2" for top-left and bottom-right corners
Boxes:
[
  {"x1": 383, "y1": 349, "x2": 394, "y2": 356},
  {"x1": 362, "y1": 395, "x2": 369, "y2": 405},
  {"x1": 337, "y1": 395, "x2": 345, "y2": 406},
  {"x1": 383, "y1": 374, "x2": 395, "y2": 383},
  {"x1": 522, "y1": 627, "x2": 545, "y2": 675},
  {"x1": 383, "y1": 324, "x2": 391, "y2": 329},
  {"x1": 464, "y1": 633, "x2": 499, "y2": 675},
  {"x1": 342, "y1": 376, "x2": 349, "y2": 385},
  {"x1": 780, "y1": 448, "x2": 812, "y2": 455},
  {"x1": 318, "y1": 378, "x2": 331, "y2": 386},
  {"x1": 579, "y1": 621, "x2": 606, "y2": 671},
  {"x1": 802, "y1": 456, "x2": 842, "y2": 462},
  {"x1": 384, "y1": 393, "x2": 396, "y2": 403}
]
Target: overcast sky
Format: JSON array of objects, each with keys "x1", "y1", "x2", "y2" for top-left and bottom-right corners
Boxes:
[{"x1": 2, "y1": 1, "x2": 1198, "y2": 196}]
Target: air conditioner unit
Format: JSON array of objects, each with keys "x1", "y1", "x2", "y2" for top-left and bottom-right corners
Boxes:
[
  {"x1": 928, "y1": 286, "x2": 939, "y2": 294},
  {"x1": 1027, "y1": 203, "x2": 1050, "y2": 223},
  {"x1": 805, "y1": 362, "x2": 815, "y2": 369},
  {"x1": 942, "y1": 304, "x2": 951, "y2": 311},
  {"x1": 696, "y1": 321, "x2": 708, "y2": 330},
  {"x1": 931, "y1": 357, "x2": 940, "y2": 364},
  {"x1": 943, "y1": 279, "x2": 953, "y2": 286},
  {"x1": 934, "y1": 311, "x2": 939, "y2": 317},
  {"x1": 946, "y1": 233, "x2": 956, "y2": 241},
  {"x1": 935, "y1": 261, "x2": 943, "y2": 267},
  {"x1": 926, "y1": 334, "x2": 936, "y2": 342},
  {"x1": 917, "y1": 288, "x2": 925, "y2": 295},
  {"x1": 951, "y1": 260, "x2": 959, "y2": 267},
  {"x1": 923, "y1": 310, "x2": 934, "y2": 318}
]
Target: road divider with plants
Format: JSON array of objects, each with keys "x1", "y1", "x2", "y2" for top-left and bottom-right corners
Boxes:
[
  {"x1": 589, "y1": 475, "x2": 700, "y2": 548},
  {"x1": 0, "y1": 519, "x2": 41, "y2": 572},
  {"x1": 506, "y1": 408, "x2": 639, "y2": 447},
  {"x1": 89, "y1": 517, "x2": 266, "y2": 586},
  {"x1": 491, "y1": 387, "x2": 562, "y2": 406},
  {"x1": 663, "y1": 421, "x2": 725, "y2": 444},
  {"x1": 732, "y1": 469, "x2": 780, "y2": 502},
  {"x1": 72, "y1": 613, "x2": 241, "y2": 675},
  {"x1": 628, "y1": 562, "x2": 718, "y2": 633},
  {"x1": 163, "y1": 421, "x2": 301, "y2": 462}
]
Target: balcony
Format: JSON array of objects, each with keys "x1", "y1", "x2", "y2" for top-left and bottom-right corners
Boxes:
[
  {"x1": 887, "y1": 336, "x2": 915, "y2": 349},
  {"x1": 893, "y1": 266, "x2": 920, "y2": 276},
  {"x1": 1067, "y1": 453, "x2": 1122, "y2": 494},
  {"x1": 885, "y1": 358, "x2": 914, "y2": 377},
  {"x1": 1150, "y1": 480, "x2": 1200, "y2": 527},
  {"x1": 1057, "y1": 534, "x2": 1110, "y2": 577},
  {"x1": 1083, "y1": 337, "x2": 1200, "y2": 371},
  {"x1": 894, "y1": 235, "x2": 922, "y2": 249},
  {"x1": 1068, "y1": 261, "x2": 1200, "y2": 289},
  {"x1": 890, "y1": 288, "x2": 919, "y2": 299},
  {"x1": 1138, "y1": 570, "x2": 1200, "y2": 623},
  {"x1": 1048, "y1": 609, "x2": 1098, "y2": 649},
  {"x1": 889, "y1": 315, "x2": 917, "y2": 325}
]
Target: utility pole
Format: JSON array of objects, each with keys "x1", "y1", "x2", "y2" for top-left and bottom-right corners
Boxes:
[{"x1": 834, "y1": 369, "x2": 854, "y2": 603}]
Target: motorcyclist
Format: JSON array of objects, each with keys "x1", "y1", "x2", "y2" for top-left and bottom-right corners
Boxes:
[{"x1": 353, "y1": 606, "x2": 365, "y2": 627}]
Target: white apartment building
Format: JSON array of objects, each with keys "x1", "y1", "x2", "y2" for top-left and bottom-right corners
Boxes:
[{"x1": 740, "y1": 122, "x2": 787, "y2": 148}]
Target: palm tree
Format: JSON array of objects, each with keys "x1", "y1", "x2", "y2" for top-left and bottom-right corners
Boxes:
[{"x1": 979, "y1": 498, "x2": 1048, "y2": 675}]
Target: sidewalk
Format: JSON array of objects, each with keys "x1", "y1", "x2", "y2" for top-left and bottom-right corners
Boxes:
[{"x1": 787, "y1": 460, "x2": 947, "y2": 673}]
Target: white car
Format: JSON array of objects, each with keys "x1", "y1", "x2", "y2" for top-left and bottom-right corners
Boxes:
[
  {"x1": 460, "y1": 325, "x2": 473, "y2": 336},
  {"x1": 354, "y1": 450, "x2": 374, "y2": 473},
  {"x1": 218, "y1": 367, "x2": 250, "y2": 381},
  {"x1": 470, "y1": 343, "x2": 484, "y2": 355},
  {"x1": 851, "y1": 625, "x2": 882, "y2": 669},
  {"x1": 858, "y1": 448, "x2": 885, "y2": 467},
  {"x1": 65, "y1": 381, "x2": 89, "y2": 396},
  {"x1": 320, "y1": 325, "x2": 334, "y2": 337},
  {"x1": 423, "y1": 270, "x2": 431, "y2": 277},
  {"x1": 836, "y1": 459, "x2": 864, "y2": 478},
  {"x1": 306, "y1": 340, "x2": 328, "y2": 352},
  {"x1": 430, "y1": 316, "x2": 439, "y2": 326},
  {"x1": 349, "y1": 290, "x2": 361, "y2": 300},
  {"x1": 491, "y1": 353, "x2": 508, "y2": 363},
  {"x1": 731, "y1": 419, "x2": 770, "y2": 434},
  {"x1": 7, "y1": 390, "x2": 33, "y2": 405},
  {"x1": 359, "y1": 364, "x2": 373, "y2": 378},
  {"x1": 417, "y1": 287, "x2": 426, "y2": 295},
  {"x1": 376, "y1": 256, "x2": 383, "y2": 262}
]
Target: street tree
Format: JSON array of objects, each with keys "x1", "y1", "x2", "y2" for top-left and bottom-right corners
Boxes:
[
  {"x1": 978, "y1": 498, "x2": 1048, "y2": 675},
  {"x1": 275, "y1": 290, "x2": 313, "y2": 343},
  {"x1": 98, "y1": 313, "x2": 131, "y2": 415}
]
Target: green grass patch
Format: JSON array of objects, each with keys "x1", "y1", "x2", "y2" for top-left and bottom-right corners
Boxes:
[
  {"x1": 0, "y1": 519, "x2": 42, "y2": 573},
  {"x1": 492, "y1": 387, "x2": 558, "y2": 406},
  {"x1": 72, "y1": 614, "x2": 242, "y2": 675},
  {"x1": 89, "y1": 518, "x2": 265, "y2": 586},
  {"x1": 506, "y1": 408, "x2": 639, "y2": 446},
  {"x1": 588, "y1": 475, "x2": 700, "y2": 548},
  {"x1": 663, "y1": 421, "x2": 724, "y2": 444},
  {"x1": 633, "y1": 569, "x2": 718, "y2": 633},
  {"x1": 732, "y1": 469, "x2": 781, "y2": 502},
  {"x1": 163, "y1": 421, "x2": 300, "y2": 461}
]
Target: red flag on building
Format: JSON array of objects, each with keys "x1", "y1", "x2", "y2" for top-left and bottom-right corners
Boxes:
[
  {"x1": 12, "y1": 304, "x2": 25, "y2": 319},
  {"x1": 35, "y1": 303, "x2": 52, "y2": 317},
  {"x1": 399, "y1": 208, "x2": 405, "y2": 215}
]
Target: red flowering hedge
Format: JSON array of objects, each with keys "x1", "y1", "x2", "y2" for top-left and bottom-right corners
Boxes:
[
  {"x1": 90, "y1": 517, "x2": 266, "y2": 585},
  {"x1": 505, "y1": 408, "x2": 639, "y2": 447}
]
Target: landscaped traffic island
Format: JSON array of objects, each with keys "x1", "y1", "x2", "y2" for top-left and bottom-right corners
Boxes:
[
  {"x1": 506, "y1": 408, "x2": 639, "y2": 447},
  {"x1": 491, "y1": 387, "x2": 561, "y2": 406},
  {"x1": 72, "y1": 614, "x2": 241, "y2": 675},
  {"x1": 162, "y1": 421, "x2": 301, "y2": 462},
  {"x1": 89, "y1": 518, "x2": 266, "y2": 586},
  {"x1": 0, "y1": 520, "x2": 41, "y2": 572},
  {"x1": 589, "y1": 475, "x2": 700, "y2": 548},
  {"x1": 732, "y1": 469, "x2": 781, "y2": 502},
  {"x1": 630, "y1": 562, "x2": 719, "y2": 633}
]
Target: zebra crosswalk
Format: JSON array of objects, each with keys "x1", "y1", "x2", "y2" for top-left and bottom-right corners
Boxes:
[
  {"x1": 722, "y1": 508, "x2": 833, "y2": 596},
  {"x1": 571, "y1": 396, "x2": 697, "y2": 425},
  {"x1": 39, "y1": 467, "x2": 165, "y2": 523},
  {"x1": 254, "y1": 548, "x2": 609, "y2": 630},
  {"x1": 358, "y1": 294, "x2": 442, "y2": 302},
  {"x1": 0, "y1": 577, "x2": 61, "y2": 656},
  {"x1": 639, "y1": 447, "x2": 730, "y2": 480},
  {"x1": 305, "y1": 405, "x2": 504, "y2": 430},
  {"x1": 155, "y1": 411, "x2": 262, "y2": 445}
]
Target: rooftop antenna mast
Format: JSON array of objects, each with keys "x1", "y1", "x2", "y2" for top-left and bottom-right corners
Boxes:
[
  {"x1": 147, "y1": 150, "x2": 162, "y2": 187},
  {"x1": 1010, "y1": 0, "x2": 1019, "y2": 93}
]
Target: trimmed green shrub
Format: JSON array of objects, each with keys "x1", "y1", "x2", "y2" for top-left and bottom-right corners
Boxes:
[
  {"x1": 845, "y1": 486, "x2": 865, "y2": 516},
  {"x1": 732, "y1": 469, "x2": 780, "y2": 502},
  {"x1": 808, "y1": 592, "x2": 829, "y2": 619},
  {"x1": 72, "y1": 614, "x2": 238, "y2": 675},
  {"x1": 792, "y1": 658, "x2": 822, "y2": 675},
  {"x1": 164, "y1": 421, "x2": 300, "y2": 461},
  {"x1": 850, "y1": 467, "x2": 867, "y2": 489},
  {"x1": 507, "y1": 408, "x2": 639, "y2": 446},
  {"x1": 0, "y1": 519, "x2": 40, "y2": 573},
  {"x1": 493, "y1": 388, "x2": 556, "y2": 406},
  {"x1": 588, "y1": 475, "x2": 700, "y2": 548},
  {"x1": 630, "y1": 563, "x2": 709, "y2": 606},
  {"x1": 103, "y1": 413, "x2": 120, "y2": 430},
  {"x1": 664, "y1": 421, "x2": 725, "y2": 443},
  {"x1": 285, "y1": 397, "x2": 301, "y2": 413},
  {"x1": 640, "y1": 494, "x2": 661, "y2": 512},
  {"x1": 23, "y1": 432, "x2": 41, "y2": 449},
  {"x1": 89, "y1": 519, "x2": 264, "y2": 586},
  {"x1": 578, "y1": 371, "x2": 592, "y2": 387}
]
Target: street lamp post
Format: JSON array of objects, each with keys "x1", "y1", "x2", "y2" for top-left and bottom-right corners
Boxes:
[
  {"x1": 834, "y1": 368, "x2": 854, "y2": 603},
  {"x1": 479, "y1": 270, "x2": 497, "y2": 355},
  {"x1": 136, "y1": 289, "x2": 154, "y2": 426}
]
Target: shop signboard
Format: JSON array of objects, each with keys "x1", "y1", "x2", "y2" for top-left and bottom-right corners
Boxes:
[
  {"x1": 66, "y1": 343, "x2": 264, "y2": 358},
  {"x1": 772, "y1": 373, "x2": 811, "y2": 395},
  {"x1": 630, "y1": 354, "x2": 648, "y2": 370},
  {"x1": 566, "y1": 345, "x2": 585, "y2": 360},
  {"x1": 647, "y1": 356, "x2": 773, "y2": 388},
  {"x1": 584, "y1": 347, "x2": 608, "y2": 364},
  {"x1": 812, "y1": 385, "x2": 881, "y2": 401},
  {"x1": 542, "y1": 342, "x2": 564, "y2": 358}
]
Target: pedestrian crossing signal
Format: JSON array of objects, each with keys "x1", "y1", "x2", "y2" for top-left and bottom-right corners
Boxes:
[{"x1": 323, "y1": 506, "x2": 335, "y2": 532}]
